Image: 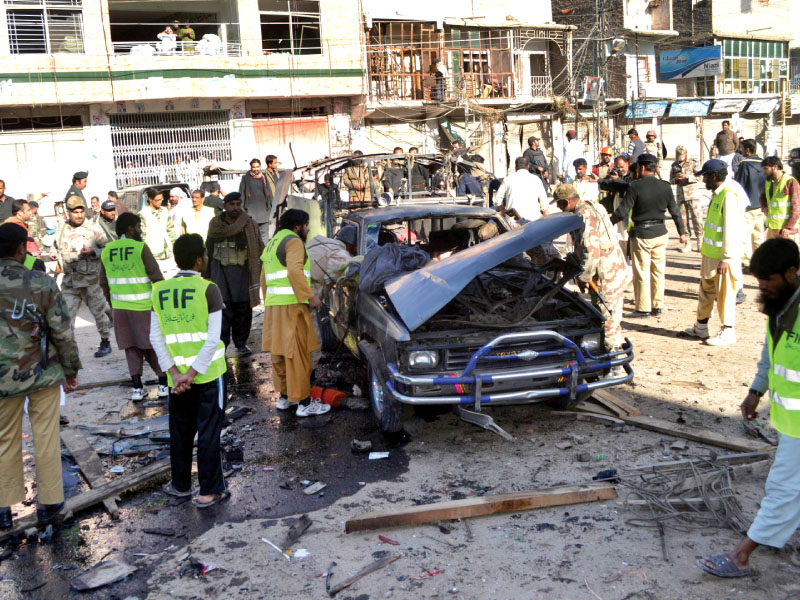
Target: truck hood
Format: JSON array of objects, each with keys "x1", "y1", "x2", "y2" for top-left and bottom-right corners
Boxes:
[{"x1": 384, "y1": 213, "x2": 583, "y2": 332}]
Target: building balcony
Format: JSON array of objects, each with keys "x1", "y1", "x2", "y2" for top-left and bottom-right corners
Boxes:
[{"x1": 109, "y1": 22, "x2": 242, "y2": 58}]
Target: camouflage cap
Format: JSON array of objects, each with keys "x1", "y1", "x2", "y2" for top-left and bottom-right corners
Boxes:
[
  {"x1": 553, "y1": 184, "x2": 578, "y2": 201},
  {"x1": 65, "y1": 195, "x2": 86, "y2": 211},
  {"x1": 675, "y1": 145, "x2": 687, "y2": 156}
]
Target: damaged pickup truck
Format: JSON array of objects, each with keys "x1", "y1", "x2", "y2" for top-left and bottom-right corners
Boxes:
[{"x1": 326, "y1": 204, "x2": 634, "y2": 434}]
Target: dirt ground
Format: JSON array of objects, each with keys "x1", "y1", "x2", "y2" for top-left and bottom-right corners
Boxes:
[{"x1": 3, "y1": 210, "x2": 800, "y2": 600}]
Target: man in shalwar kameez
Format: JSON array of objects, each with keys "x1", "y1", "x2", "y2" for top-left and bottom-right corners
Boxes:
[{"x1": 261, "y1": 209, "x2": 329, "y2": 417}]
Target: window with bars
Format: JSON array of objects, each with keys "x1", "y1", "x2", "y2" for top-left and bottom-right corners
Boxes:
[
  {"x1": 695, "y1": 39, "x2": 788, "y2": 96},
  {"x1": 444, "y1": 28, "x2": 514, "y2": 99},
  {"x1": 4, "y1": 0, "x2": 84, "y2": 54},
  {"x1": 259, "y1": 0, "x2": 321, "y2": 55}
]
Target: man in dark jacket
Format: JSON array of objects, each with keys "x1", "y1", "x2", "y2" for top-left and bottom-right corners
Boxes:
[
  {"x1": 523, "y1": 136, "x2": 550, "y2": 193},
  {"x1": 734, "y1": 139, "x2": 766, "y2": 270},
  {"x1": 239, "y1": 158, "x2": 272, "y2": 245},
  {"x1": 65, "y1": 171, "x2": 91, "y2": 218},
  {"x1": 611, "y1": 154, "x2": 687, "y2": 317}
]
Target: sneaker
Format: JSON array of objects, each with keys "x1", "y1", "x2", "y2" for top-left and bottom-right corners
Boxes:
[
  {"x1": 131, "y1": 388, "x2": 145, "y2": 402},
  {"x1": 296, "y1": 398, "x2": 331, "y2": 418},
  {"x1": 684, "y1": 322, "x2": 710, "y2": 339},
  {"x1": 706, "y1": 327, "x2": 736, "y2": 346},
  {"x1": 157, "y1": 384, "x2": 169, "y2": 398},
  {"x1": 736, "y1": 290, "x2": 746, "y2": 304},
  {"x1": 94, "y1": 338, "x2": 112, "y2": 358},
  {"x1": 678, "y1": 244, "x2": 692, "y2": 253},
  {"x1": 276, "y1": 395, "x2": 291, "y2": 410}
]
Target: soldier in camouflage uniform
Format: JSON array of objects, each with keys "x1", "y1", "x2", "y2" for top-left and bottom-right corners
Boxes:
[
  {"x1": 0, "y1": 223, "x2": 81, "y2": 529},
  {"x1": 644, "y1": 130, "x2": 662, "y2": 178},
  {"x1": 27, "y1": 200, "x2": 46, "y2": 250},
  {"x1": 555, "y1": 184, "x2": 632, "y2": 357},
  {"x1": 52, "y1": 196, "x2": 113, "y2": 357},
  {"x1": 670, "y1": 146, "x2": 704, "y2": 252}
]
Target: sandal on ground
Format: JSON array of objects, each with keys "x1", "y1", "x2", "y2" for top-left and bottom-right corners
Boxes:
[
  {"x1": 696, "y1": 553, "x2": 751, "y2": 578},
  {"x1": 162, "y1": 481, "x2": 194, "y2": 498},
  {"x1": 193, "y1": 491, "x2": 231, "y2": 509}
]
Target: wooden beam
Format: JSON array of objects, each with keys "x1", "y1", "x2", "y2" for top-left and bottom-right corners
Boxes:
[
  {"x1": 621, "y1": 415, "x2": 773, "y2": 453},
  {"x1": 328, "y1": 554, "x2": 400, "y2": 596},
  {"x1": 591, "y1": 389, "x2": 642, "y2": 417},
  {"x1": 0, "y1": 456, "x2": 171, "y2": 542},
  {"x1": 344, "y1": 484, "x2": 617, "y2": 534},
  {"x1": 60, "y1": 429, "x2": 119, "y2": 518}
]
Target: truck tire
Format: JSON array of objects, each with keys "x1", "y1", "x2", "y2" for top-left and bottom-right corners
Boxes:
[
  {"x1": 316, "y1": 310, "x2": 336, "y2": 352},
  {"x1": 368, "y1": 361, "x2": 402, "y2": 433}
]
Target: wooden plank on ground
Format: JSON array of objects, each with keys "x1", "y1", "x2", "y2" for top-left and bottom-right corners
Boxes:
[
  {"x1": 0, "y1": 456, "x2": 171, "y2": 542},
  {"x1": 591, "y1": 389, "x2": 642, "y2": 417},
  {"x1": 621, "y1": 415, "x2": 773, "y2": 453},
  {"x1": 60, "y1": 429, "x2": 119, "y2": 518},
  {"x1": 344, "y1": 484, "x2": 617, "y2": 534},
  {"x1": 574, "y1": 400, "x2": 618, "y2": 418}
]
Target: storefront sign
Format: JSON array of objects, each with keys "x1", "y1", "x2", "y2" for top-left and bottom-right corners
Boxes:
[
  {"x1": 625, "y1": 100, "x2": 668, "y2": 119},
  {"x1": 711, "y1": 99, "x2": 748, "y2": 113},
  {"x1": 668, "y1": 99, "x2": 711, "y2": 117},
  {"x1": 660, "y1": 46, "x2": 722, "y2": 80},
  {"x1": 746, "y1": 98, "x2": 779, "y2": 114}
]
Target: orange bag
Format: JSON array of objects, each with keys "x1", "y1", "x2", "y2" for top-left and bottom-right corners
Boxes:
[{"x1": 310, "y1": 386, "x2": 347, "y2": 408}]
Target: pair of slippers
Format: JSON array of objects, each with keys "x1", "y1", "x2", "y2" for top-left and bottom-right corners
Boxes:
[
  {"x1": 162, "y1": 481, "x2": 230, "y2": 508},
  {"x1": 696, "y1": 553, "x2": 751, "y2": 578}
]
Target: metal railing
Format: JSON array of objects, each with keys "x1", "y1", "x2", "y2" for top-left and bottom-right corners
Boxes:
[
  {"x1": 369, "y1": 72, "x2": 515, "y2": 102},
  {"x1": 530, "y1": 75, "x2": 553, "y2": 97},
  {"x1": 109, "y1": 23, "x2": 241, "y2": 57}
]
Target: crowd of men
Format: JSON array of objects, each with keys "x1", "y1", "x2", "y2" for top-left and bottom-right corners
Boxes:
[
  {"x1": 0, "y1": 160, "x2": 333, "y2": 529},
  {"x1": 3, "y1": 135, "x2": 800, "y2": 571}
]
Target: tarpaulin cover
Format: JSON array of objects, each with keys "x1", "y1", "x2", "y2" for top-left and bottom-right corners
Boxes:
[
  {"x1": 384, "y1": 213, "x2": 582, "y2": 331},
  {"x1": 359, "y1": 242, "x2": 431, "y2": 295}
]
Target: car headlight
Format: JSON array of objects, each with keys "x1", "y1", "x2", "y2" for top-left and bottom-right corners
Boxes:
[
  {"x1": 580, "y1": 333, "x2": 602, "y2": 353},
  {"x1": 408, "y1": 350, "x2": 439, "y2": 369}
]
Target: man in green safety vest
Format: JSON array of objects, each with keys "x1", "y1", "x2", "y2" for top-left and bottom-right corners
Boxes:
[
  {"x1": 760, "y1": 156, "x2": 800, "y2": 244},
  {"x1": 260, "y1": 209, "x2": 328, "y2": 418},
  {"x1": 150, "y1": 234, "x2": 230, "y2": 508},
  {"x1": 100, "y1": 212, "x2": 168, "y2": 402},
  {"x1": 698, "y1": 237, "x2": 800, "y2": 578},
  {"x1": 684, "y1": 159, "x2": 748, "y2": 346}
]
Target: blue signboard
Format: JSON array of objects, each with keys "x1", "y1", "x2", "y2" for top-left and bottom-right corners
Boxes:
[
  {"x1": 625, "y1": 100, "x2": 668, "y2": 119},
  {"x1": 669, "y1": 99, "x2": 712, "y2": 117},
  {"x1": 660, "y1": 46, "x2": 722, "y2": 80}
]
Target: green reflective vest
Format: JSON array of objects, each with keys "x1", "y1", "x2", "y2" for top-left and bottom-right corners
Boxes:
[
  {"x1": 261, "y1": 229, "x2": 311, "y2": 307},
  {"x1": 101, "y1": 238, "x2": 152, "y2": 311},
  {"x1": 152, "y1": 276, "x2": 227, "y2": 386},
  {"x1": 765, "y1": 173, "x2": 796, "y2": 230},
  {"x1": 767, "y1": 313, "x2": 800, "y2": 438},
  {"x1": 701, "y1": 186, "x2": 726, "y2": 260},
  {"x1": 23, "y1": 254, "x2": 37, "y2": 270}
]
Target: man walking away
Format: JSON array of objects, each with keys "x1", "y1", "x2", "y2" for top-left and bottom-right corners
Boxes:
[
  {"x1": 181, "y1": 190, "x2": 215, "y2": 239},
  {"x1": 561, "y1": 130, "x2": 584, "y2": 183},
  {"x1": 100, "y1": 213, "x2": 168, "y2": 401},
  {"x1": 697, "y1": 238, "x2": 800, "y2": 578},
  {"x1": 670, "y1": 146, "x2": 703, "y2": 253},
  {"x1": 494, "y1": 157, "x2": 549, "y2": 223},
  {"x1": 206, "y1": 192, "x2": 263, "y2": 356},
  {"x1": 150, "y1": 234, "x2": 229, "y2": 508},
  {"x1": 627, "y1": 129, "x2": 645, "y2": 165},
  {"x1": 611, "y1": 154, "x2": 687, "y2": 317},
  {"x1": 523, "y1": 136, "x2": 550, "y2": 193},
  {"x1": 203, "y1": 182, "x2": 225, "y2": 216},
  {"x1": 261, "y1": 209, "x2": 329, "y2": 418},
  {"x1": 684, "y1": 160, "x2": 747, "y2": 346},
  {"x1": 761, "y1": 156, "x2": 800, "y2": 244},
  {"x1": 555, "y1": 185, "x2": 631, "y2": 365},
  {"x1": 239, "y1": 158, "x2": 273, "y2": 245},
  {"x1": 53, "y1": 196, "x2": 113, "y2": 357},
  {"x1": 714, "y1": 120, "x2": 739, "y2": 176},
  {"x1": 0, "y1": 223, "x2": 81, "y2": 529},
  {"x1": 734, "y1": 139, "x2": 766, "y2": 271}
]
